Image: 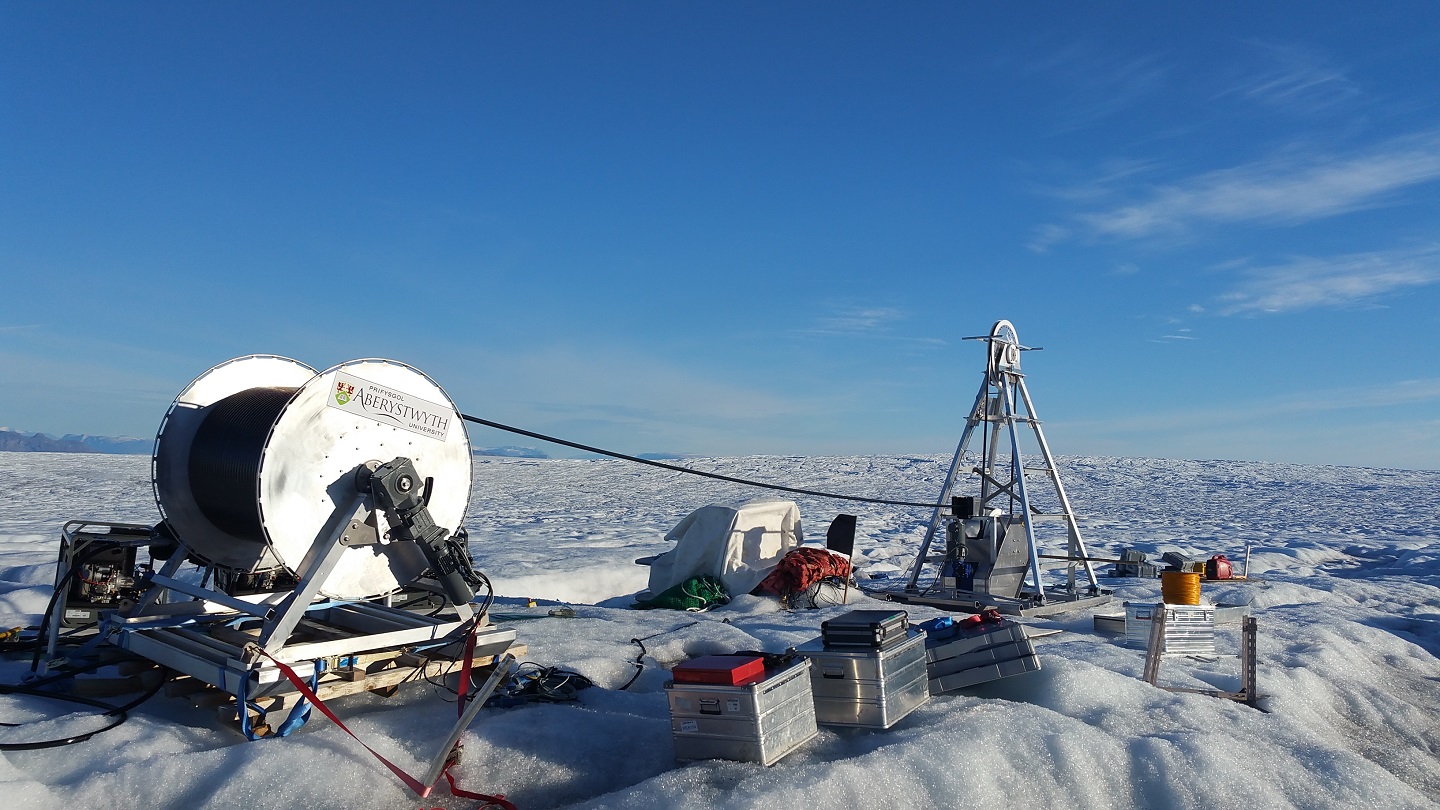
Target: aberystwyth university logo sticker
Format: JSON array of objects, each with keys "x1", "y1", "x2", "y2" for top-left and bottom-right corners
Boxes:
[{"x1": 326, "y1": 370, "x2": 452, "y2": 441}]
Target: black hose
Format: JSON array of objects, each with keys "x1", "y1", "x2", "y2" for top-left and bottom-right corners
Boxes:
[
  {"x1": 188, "y1": 387, "x2": 296, "y2": 541},
  {"x1": 618, "y1": 638, "x2": 647, "y2": 692},
  {"x1": 460, "y1": 413, "x2": 943, "y2": 509},
  {"x1": 618, "y1": 620, "x2": 701, "y2": 691},
  {"x1": 0, "y1": 668, "x2": 167, "y2": 751}
]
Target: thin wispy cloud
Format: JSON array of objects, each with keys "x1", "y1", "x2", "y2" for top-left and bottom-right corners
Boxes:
[
  {"x1": 1026, "y1": 223, "x2": 1072, "y2": 254},
  {"x1": 1037, "y1": 131, "x2": 1440, "y2": 246},
  {"x1": 1061, "y1": 377, "x2": 1440, "y2": 436},
  {"x1": 1027, "y1": 44, "x2": 1170, "y2": 132},
  {"x1": 1153, "y1": 328, "x2": 1197, "y2": 344},
  {"x1": 797, "y1": 305, "x2": 947, "y2": 351},
  {"x1": 810, "y1": 306, "x2": 906, "y2": 336},
  {"x1": 493, "y1": 345, "x2": 817, "y2": 423},
  {"x1": 1272, "y1": 377, "x2": 1440, "y2": 413},
  {"x1": 1218, "y1": 245, "x2": 1440, "y2": 314},
  {"x1": 1045, "y1": 159, "x2": 1161, "y2": 204},
  {"x1": 1220, "y1": 42, "x2": 1361, "y2": 115}
]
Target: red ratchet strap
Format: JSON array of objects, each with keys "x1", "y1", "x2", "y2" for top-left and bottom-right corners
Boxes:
[
  {"x1": 252, "y1": 624, "x2": 515, "y2": 808},
  {"x1": 444, "y1": 766, "x2": 517, "y2": 809},
  {"x1": 444, "y1": 622, "x2": 517, "y2": 808},
  {"x1": 457, "y1": 619, "x2": 478, "y2": 718},
  {"x1": 253, "y1": 646, "x2": 430, "y2": 795}
]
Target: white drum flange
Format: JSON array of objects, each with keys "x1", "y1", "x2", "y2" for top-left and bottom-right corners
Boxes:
[{"x1": 153, "y1": 355, "x2": 473, "y2": 599}]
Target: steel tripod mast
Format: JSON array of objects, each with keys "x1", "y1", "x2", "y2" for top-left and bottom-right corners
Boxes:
[{"x1": 903, "y1": 320, "x2": 1102, "y2": 602}]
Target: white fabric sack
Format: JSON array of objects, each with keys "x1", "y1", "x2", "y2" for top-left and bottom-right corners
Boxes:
[{"x1": 646, "y1": 500, "x2": 803, "y2": 597}]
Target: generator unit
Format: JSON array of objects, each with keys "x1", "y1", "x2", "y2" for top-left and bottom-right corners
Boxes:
[{"x1": 53, "y1": 522, "x2": 154, "y2": 629}]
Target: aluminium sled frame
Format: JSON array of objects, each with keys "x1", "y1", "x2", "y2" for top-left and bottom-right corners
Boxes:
[{"x1": 83, "y1": 491, "x2": 514, "y2": 701}]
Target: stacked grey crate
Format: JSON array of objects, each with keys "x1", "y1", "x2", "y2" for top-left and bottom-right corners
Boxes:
[
  {"x1": 924, "y1": 619, "x2": 1040, "y2": 693},
  {"x1": 1113, "y1": 548, "x2": 1158, "y2": 578},
  {"x1": 1160, "y1": 552, "x2": 1206, "y2": 574},
  {"x1": 665, "y1": 658, "x2": 818, "y2": 766},
  {"x1": 795, "y1": 626, "x2": 930, "y2": 729},
  {"x1": 1124, "y1": 602, "x2": 1216, "y2": 655}
]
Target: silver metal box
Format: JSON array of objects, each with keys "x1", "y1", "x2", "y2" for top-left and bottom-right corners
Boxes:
[
  {"x1": 796, "y1": 628, "x2": 930, "y2": 729},
  {"x1": 1125, "y1": 602, "x2": 1216, "y2": 655},
  {"x1": 924, "y1": 622, "x2": 1029, "y2": 663},
  {"x1": 666, "y1": 658, "x2": 818, "y2": 766},
  {"x1": 928, "y1": 653, "x2": 1040, "y2": 693},
  {"x1": 926, "y1": 637, "x2": 1034, "y2": 679},
  {"x1": 924, "y1": 620, "x2": 1040, "y2": 694}
]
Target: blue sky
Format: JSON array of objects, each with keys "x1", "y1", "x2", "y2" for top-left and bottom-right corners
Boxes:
[{"x1": 3, "y1": 2, "x2": 1439, "y2": 470}]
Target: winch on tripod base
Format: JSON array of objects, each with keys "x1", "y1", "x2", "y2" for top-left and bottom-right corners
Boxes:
[
  {"x1": 865, "y1": 320, "x2": 1112, "y2": 617},
  {"x1": 43, "y1": 355, "x2": 519, "y2": 747}
]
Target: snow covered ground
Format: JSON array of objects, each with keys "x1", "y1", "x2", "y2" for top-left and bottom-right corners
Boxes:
[{"x1": 1, "y1": 451, "x2": 1438, "y2": 809}]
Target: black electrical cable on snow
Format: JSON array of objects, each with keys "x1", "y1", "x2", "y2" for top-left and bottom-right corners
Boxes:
[
  {"x1": 460, "y1": 413, "x2": 944, "y2": 509},
  {"x1": 0, "y1": 668, "x2": 167, "y2": 751},
  {"x1": 619, "y1": 620, "x2": 702, "y2": 691}
]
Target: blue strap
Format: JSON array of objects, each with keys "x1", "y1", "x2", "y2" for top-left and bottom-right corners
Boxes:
[
  {"x1": 274, "y1": 659, "x2": 324, "y2": 737},
  {"x1": 236, "y1": 667, "x2": 265, "y2": 742},
  {"x1": 236, "y1": 659, "x2": 324, "y2": 740}
]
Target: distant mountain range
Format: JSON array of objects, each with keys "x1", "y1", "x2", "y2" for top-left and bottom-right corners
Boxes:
[
  {"x1": 0, "y1": 430, "x2": 683, "y2": 462},
  {"x1": 473, "y1": 445, "x2": 550, "y2": 459},
  {"x1": 0, "y1": 429, "x2": 151, "y2": 454},
  {"x1": 62, "y1": 433, "x2": 153, "y2": 453}
]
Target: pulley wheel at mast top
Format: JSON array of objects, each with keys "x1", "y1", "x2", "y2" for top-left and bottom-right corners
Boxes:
[
  {"x1": 985, "y1": 319, "x2": 1024, "y2": 382},
  {"x1": 152, "y1": 355, "x2": 474, "y2": 600}
]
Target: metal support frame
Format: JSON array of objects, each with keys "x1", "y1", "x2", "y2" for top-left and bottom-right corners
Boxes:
[
  {"x1": 875, "y1": 320, "x2": 1108, "y2": 615},
  {"x1": 85, "y1": 459, "x2": 502, "y2": 705},
  {"x1": 419, "y1": 654, "x2": 519, "y2": 792},
  {"x1": 1143, "y1": 608, "x2": 1260, "y2": 709},
  {"x1": 258, "y1": 495, "x2": 372, "y2": 652}
]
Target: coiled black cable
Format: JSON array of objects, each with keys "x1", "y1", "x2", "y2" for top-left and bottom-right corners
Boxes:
[{"x1": 188, "y1": 386, "x2": 297, "y2": 541}]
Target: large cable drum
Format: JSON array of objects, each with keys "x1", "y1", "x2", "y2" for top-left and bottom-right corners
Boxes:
[{"x1": 153, "y1": 356, "x2": 474, "y2": 599}]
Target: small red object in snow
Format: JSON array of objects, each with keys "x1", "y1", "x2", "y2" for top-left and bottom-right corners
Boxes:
[
  {"x1": 671, "y1": 655, "x2": 767, "y2": 686},
  {"x1": 1206, "y1": 554, "x2": 1233, "y2": 580}
]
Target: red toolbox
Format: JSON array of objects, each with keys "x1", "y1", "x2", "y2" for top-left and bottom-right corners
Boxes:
[{"x1": 671, "y1": 655, "x2": 767, "y2": 687}]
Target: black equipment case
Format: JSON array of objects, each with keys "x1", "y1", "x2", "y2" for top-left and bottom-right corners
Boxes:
[{"x1": 820, "y1": 609, "x2": 910, "y2": 648}]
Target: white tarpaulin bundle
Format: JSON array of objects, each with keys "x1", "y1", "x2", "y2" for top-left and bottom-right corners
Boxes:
[{"x1": 646, "y1": 500, "x2": 803, "y2": 597}]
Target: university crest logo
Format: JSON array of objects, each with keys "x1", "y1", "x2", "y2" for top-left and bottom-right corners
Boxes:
[{"x1": 335, "y1": 382, "x2": 355, "y2": 406}]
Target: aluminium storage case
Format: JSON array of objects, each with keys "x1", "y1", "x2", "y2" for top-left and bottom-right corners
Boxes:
[
  {"x1": 1125, "y1": 602, "x2": 1216, "y2": 655},
  {"x1": 796, "y1": 627, "x2": 930, "y2": 729},
  {"x1": 924, "y1": 621, "x2": 1040, "y2": 693},
  {"x1": 665, "y1": 657, "x2": 818, "y2": 766}
]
